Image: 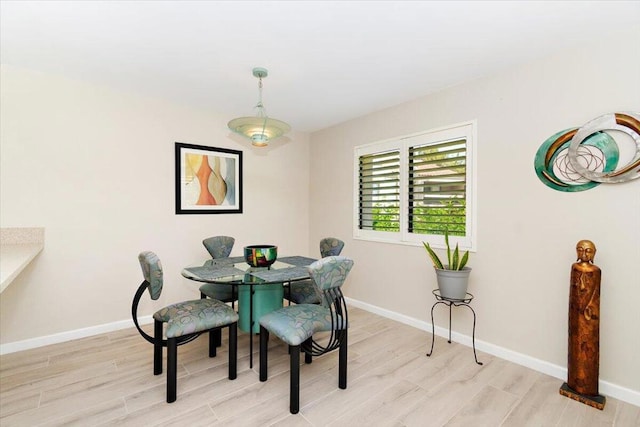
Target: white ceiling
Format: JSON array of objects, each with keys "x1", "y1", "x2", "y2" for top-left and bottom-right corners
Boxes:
[{"x1": 2, "y1": 1, "x2": 639, "y2": 133}]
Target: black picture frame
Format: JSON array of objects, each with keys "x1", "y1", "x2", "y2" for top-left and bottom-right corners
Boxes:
[{"x1": 175, "y1": 142, "x2": 243, "y2": 214}]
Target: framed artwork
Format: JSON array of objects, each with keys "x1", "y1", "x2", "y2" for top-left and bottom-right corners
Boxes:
[{"x1": 175, "y1": 142, "x2": 243, "y2": 214}]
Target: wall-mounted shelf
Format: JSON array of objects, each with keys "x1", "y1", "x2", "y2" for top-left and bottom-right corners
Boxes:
[{"x1": 1, "y1": 228, "x2": 44, "y2": 293}]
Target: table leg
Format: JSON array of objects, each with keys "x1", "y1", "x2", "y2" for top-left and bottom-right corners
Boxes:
[
  {"x1": 232, "y1": 284, "x2": 237, "y2": 309},
  {"x1": 249, "y1": 284, "x2": 254, "y2": 368},
  {"x1": 426, "y1": 300, "x2": 481, "y2": 365},
  {"x1": 448, "y1": 301, "x2": 452, "y2": 343},
  {"x1": 459, "y1": 303, "x2": 483, "y2": 366},
  {"x1": 426, "y1": 301, "x2": 446, "y2": 357},
  {"x1": 239, "y1": 283, "x2": 284, "y2": 369}
]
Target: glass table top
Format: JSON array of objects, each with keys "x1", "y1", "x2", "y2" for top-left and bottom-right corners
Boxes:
[{"x1": 182, "y1": 256, "x2": 318, "y2": 285}]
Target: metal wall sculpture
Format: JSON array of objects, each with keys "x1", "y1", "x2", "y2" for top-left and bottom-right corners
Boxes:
[{"x1": 534, "y1": 112, "x2": 640, "y2": 192}]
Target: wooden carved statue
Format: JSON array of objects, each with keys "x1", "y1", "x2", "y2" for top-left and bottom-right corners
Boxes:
[{"x1": 559, "y1": 239, "x2": 606, "y2": 409}]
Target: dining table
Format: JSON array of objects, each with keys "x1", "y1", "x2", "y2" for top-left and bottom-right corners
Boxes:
[{"x1": 181, "y1": 255, "x2": 318, "y2": 368}]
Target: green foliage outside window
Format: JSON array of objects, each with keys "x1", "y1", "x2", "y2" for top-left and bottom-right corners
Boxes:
[
  {"x1": 370, "y1": 200, "x2": 465, "y2": 235},
  {"x1": 411, "y1": 200, "x2": 466, "y2": 236},
  {"x1": 371, "y1": 204, "x2": 400, "y2": 231}
]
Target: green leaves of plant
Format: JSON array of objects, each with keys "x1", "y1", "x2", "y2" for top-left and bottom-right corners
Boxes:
[
  {"x1": 422, "y1": 242, "x2": 444, "y2": 270},
  {"x1": 458, "y1": 250, "x2": 469, "y2": 270},
  {"x1": 423, "y1": 230, "x2": 469, "y2": 270},
  {"x1": 452, "y1": 245, "x2": 459, "y2": 270},
  {"x1": 445, "y1": 233, "x2": 452, "y2": 268}
]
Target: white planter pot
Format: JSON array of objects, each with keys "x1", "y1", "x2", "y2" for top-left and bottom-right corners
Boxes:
[{"x1": 435, "y1": 267, "x2": 471, "y2": 300}]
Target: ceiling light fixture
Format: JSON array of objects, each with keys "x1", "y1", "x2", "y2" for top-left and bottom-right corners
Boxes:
[{"x1": 228, "y1": 67, "x2": 291, "y2": 147}]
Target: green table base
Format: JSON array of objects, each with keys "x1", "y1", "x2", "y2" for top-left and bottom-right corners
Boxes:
[{"x1": 238, "y1": 283, "x2": 284, "y2": 333}]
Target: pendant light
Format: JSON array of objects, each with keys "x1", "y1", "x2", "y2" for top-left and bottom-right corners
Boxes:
[{"x1": 228, "y1": 67, "x2": 291, "y2": 147}]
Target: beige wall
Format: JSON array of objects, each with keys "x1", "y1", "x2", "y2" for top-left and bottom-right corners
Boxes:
[
  {"x1": 0, "y1": 65, "x2": 310, "y2": 343},
  {"x1": 309, "y1": 29, "x2": 640, "y2": 395},
  {"x1": 1, "y1": 28, "x2": 638, "y2": 402}
]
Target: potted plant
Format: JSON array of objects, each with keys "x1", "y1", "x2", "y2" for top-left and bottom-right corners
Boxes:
[{"x1": 423, "y1": 231, "x2": 471, "y2": 300}]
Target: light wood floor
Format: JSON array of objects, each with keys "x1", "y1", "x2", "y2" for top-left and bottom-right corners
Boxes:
[{"x1": 1, "y1": 307, "x2": 638, "y2": 426}]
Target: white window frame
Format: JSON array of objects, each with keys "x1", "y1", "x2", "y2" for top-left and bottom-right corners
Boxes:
[{"x1": 353, "y1": 120, "x2": 477, "y2": 251}]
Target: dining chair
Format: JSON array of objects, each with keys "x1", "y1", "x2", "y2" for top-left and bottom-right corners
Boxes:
[
  {"x1": 200, "y1": 236, "x2": 238, "y2": 304},
  {"x1": 200, "y1": 236, "x2": 239, "y2": 347},
  {"x1": 202, "y1": 235, "x2": 235, "y2": 259},
  {"x1": 259, "y1": 255, "x2": 354, "y2": 414},
  {"x1": 284, "y1": 237, "x2": 345, "y2": 305},
  {"x1": 132, "y1": 251, "x2": 238, "y2": 403}
]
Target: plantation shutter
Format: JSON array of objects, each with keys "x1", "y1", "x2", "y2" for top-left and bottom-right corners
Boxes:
[
  {"x1": 408, "y1": 138, "x2": 467, "y2": 236},
  {"x1": 358, "y1": 150, "x2": 400, "y2": 232}
]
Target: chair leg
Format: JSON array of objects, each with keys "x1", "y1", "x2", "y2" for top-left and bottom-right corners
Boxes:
[
  {"x1": 154, "y1": 320, "x2": 163, "y2": 375},
  {"x1": 209, "y1": 330, "x2": 219, "y2": 357},
  {"x1": 303, "y1": 337, "x2": 313, "y2": 364},
  {"x1": 167, "y1": 337, "x2": 177, "y2": 403},
  {"x1": 338, "y1": 330, "x2": 348, "y2": 390},
  {"x1": 290, "y1": 344, "x2": 300, "y2": 414},
  {"x1": 259, "y1": 326, "x2": 269, "y2": 382},
  {"x1": 229, "y1": 323, "x2": 237, "y2": 380}
]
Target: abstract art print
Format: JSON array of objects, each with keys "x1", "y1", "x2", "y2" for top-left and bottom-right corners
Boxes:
[{"x1": 175, "y1": 142, "x2": 243, "y2": 214}]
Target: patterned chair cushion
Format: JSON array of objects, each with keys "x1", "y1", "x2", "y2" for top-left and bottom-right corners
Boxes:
[
  {"x1": 203, "y1": 236, "x2": 235, "y2": 259},
  {"x1": 199, "y1": 283, "x2": 236, "y2": 302},
  {"x1": 287, "y1": 280, "x2": 322, "y2": 304},
  {"x1": 154, "y1": 298, "x2": 239, "y2": 338},
  {"x1": 308, "y1": 256, "x2": 354, "y2": 291},
  {"x1": 284, "y1": 240, "x2": 344, "y2": 305},
  {"x1": 319, "y1": 238, "x2": 344, "y2": 257},
  {"x1": 259, "y1": 304, "x2": 346, "y2": 346},
  {"x1": 139, "y1": 251, "x2": 163, "y2": 300}
]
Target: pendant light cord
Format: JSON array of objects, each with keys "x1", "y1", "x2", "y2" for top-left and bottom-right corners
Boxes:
[{"x1": 255, "y1": 76, "x2": 267, "y2": 118}]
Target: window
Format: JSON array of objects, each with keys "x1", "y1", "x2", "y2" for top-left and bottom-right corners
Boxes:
[
  {"x1": 358, "y1": 149, "x2": 400, "y2": 232},
  {"x1": 354, "y1": 121, "x2": 476, "y2": 250}
]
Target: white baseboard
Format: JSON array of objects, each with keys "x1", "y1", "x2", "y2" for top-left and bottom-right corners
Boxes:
[
  {"x1": 0, "y1": 316, "x2": 153, "y2": 355},
  {"x1": 345, "y1": 297, "x2": 640, "y2": 407},
  {"x1": 1, "y1": 299, "x2": 638, "y2": 407}
]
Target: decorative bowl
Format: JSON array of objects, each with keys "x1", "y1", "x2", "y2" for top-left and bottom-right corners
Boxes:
[{"x1": 244, "y1": 245, "x2": 278, "y2": 267}]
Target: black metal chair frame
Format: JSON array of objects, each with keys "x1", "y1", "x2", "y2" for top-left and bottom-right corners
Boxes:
[
  {"x1": 132, "y1": 280, "x2": 238, "y2": 403},
  {"x1": 259, "y1": 285, "x2": 349, "y2": 414}
]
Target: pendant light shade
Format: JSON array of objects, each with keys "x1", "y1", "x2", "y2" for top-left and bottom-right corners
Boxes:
[{"x1": 228, "y1": 67, "x2": 290, "y2": 147}]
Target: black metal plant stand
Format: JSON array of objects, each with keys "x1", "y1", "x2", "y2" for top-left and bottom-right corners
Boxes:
[{"x1": 426, "y1": 289, "x2": 482, "y2": 365}]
